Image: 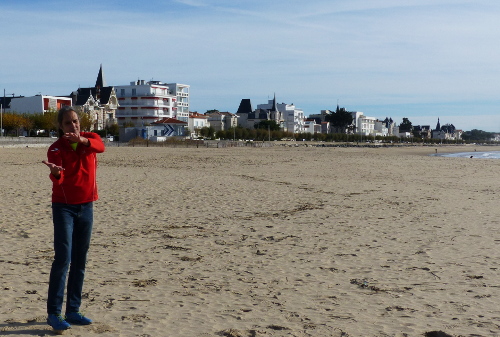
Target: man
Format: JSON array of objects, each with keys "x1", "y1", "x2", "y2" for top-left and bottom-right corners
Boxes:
[{"x1": 42, "y1": 106, "x2": 105, "y2": 331}]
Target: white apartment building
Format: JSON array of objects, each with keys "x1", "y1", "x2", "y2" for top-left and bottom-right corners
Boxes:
[
  {"x1": 351, "y1": 111, "x2": 376, "y2": 136},
  {"x1": 114, "y1": 80, "x2": 176, "y2": 127},
  {"x1": 280, "y1": 103, "x2": 305, "y2": 133},
  {"x1": 167, "y1": 83, "x2": 190, "y2": 122},
  {"x1": 7, "y1": 95, "x2": 72, "y2": 114}
]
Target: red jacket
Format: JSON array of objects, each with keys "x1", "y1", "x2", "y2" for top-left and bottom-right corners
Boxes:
[{"x1": 47, "y1": 132, "x2": 105, "y2": 204}]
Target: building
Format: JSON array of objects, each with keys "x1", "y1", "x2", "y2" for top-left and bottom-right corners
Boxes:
[
  {"x1": 309, "y1": 110, "x2": 333, "y2": 134},
  {"x1": 310, "y1": 108, "x2": 395, "y2": 136},
  {"x1": 254, "y1": 95, "x2": 283, "y2": 128},
  {"x1": 303, "y1": 119, "x2": 321, "y2": 134},
  {"x1": 309, "y1": 110, "x2": 332, "y2": 124},
  {"x1": 71, "y1": 65, "x2": 118, "y2": 130},
  {"x1": 351, "y1": 111, "x2": 376, "y2": 136},
  {"x1": 205, "y1": 111, "x2": 238, "y2": 132},
  {"x1": 397, "y1": 130, "x2": 412, "y2": 138},
  {"x1": 119, "y1": 117, "x2": 187, "y2": 142},
  {"x1": 277, "y1": 103, "x2": 305, "y2": 133},
  {"x1": 0, "y1": 96, "x2": 24, "y2": 111},
  {"x1": 167, "y1": 83, "x2": 190, "y2": 122},
  {"x1": 235, "y1": 99, "x2": 253, "y2": 129},
  {"x1": 236, "y1": 95, "x2": 303, "y2": 131},
  {"x1": 188, "y1": 112, "x2": 209, "y2": 138},
  {"x1": 382, "y1": 117, "x2": 397, "y2": 136},
  {"x1": 236, "y1": 102, "x2": 271, "y2": 129},
  {"x1": 432, "y1": 118, "x2": 461, "y2": 140},
  {"x1": 255, "y1": 95, "x2": 305, "y2": 133},
  {"x1": 373, "y1": 120, "x2": 389, "y2": 137},
  {"x1": 5, "y1": 95, "x2": 72, "y2": 114},
  {"x1": 412, "y1": 125, "x2": 432, "y2": 139},
  {"x1": 320, "y1": 122, "x2": 330, "y2": 134},
  {"x1": 114, "y1": 80, "x2": 176, "y2": 127}
]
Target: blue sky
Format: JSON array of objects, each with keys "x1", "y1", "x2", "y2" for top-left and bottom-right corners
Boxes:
[{"x1": 2, "y1": 0, "x2": 500, "y2": 131}]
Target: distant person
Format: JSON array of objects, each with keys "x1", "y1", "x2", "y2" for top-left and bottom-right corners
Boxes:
[{"x1": 42, "y1": 107, "x2": 105, "y2": 331}]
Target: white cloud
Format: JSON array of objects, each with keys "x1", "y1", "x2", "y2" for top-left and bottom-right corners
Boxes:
[{"x1": 173, "y1": 0, "x2": 208, "y2": 7}]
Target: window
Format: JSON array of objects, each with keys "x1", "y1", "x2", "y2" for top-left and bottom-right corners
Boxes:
[
  {"x1": 120, "y1": 89, "x2": 125, "y2": 96},
  {"x1": 132, "y1": 88, "x2": 136, "y2": 96}
]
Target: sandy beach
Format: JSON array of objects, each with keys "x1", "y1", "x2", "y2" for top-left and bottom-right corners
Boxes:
[{"x1": 2, "y1": 144, "x2": 500, "y2": 336}]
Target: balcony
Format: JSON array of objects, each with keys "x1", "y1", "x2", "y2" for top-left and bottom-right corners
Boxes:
[
  {"x1": 118, "y1": 101, "x2": 172, "y2": 107},
  {"x1": 116, "y1": 108, "x2": 173, "y2": 117}
]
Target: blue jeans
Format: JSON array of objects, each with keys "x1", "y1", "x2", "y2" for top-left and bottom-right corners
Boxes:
[{"x1": 47, "y1": 202, "x2": 93, "y2": 315}]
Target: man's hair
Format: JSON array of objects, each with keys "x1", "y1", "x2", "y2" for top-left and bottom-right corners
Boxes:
[{"x1": 57, "y1": 106, "x2": 77, "y2": 138}]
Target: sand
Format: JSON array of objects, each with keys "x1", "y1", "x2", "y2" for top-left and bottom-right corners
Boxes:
[{"x1": 1, "y1": 144, "x2": 500, "y2": 336}]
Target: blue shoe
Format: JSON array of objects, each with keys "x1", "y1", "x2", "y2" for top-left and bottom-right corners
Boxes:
[
  {"x1": 47, "y1": 314, "x2": 71, "y2": 330},
  {"x1": 65, "y1": 312, "x2": 92, "y2": 325}
]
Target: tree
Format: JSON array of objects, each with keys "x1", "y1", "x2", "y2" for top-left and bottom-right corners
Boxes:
[
  {"x1": 325, "y1": 107, "x2": 353, "y2": 133},
  {"x1": 21, "y1": 113, "x2": 34, "y2": 135},
  {"x1": 254, "y1": 120, "x2": 280, "y2": 131},
  {"x1": 199, "y1": 126, "x2": 215, "y2": 139},
  {"x1": 2, "y1": 112, "x2": 30, "y2": 136},
  {"x1": 106, "y1": 123, "x2": 119, "y2": 136},
  {"x1": 29, "y1": 109, "x2": 58, "y2": 135},
  {"x1": 399, "y1": 118, "x2": 413, "y2": 133},
  {"x1": 462, "y1": 129, "x2": 493, "y2": 141},
  {"x1": 215, "y1": 130, "x2": 225, "y2": 139}
]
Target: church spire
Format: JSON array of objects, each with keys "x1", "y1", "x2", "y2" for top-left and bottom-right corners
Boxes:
[
  {"x1": 270, "y1": 93, "x2": 277, "y2": 112},
  {"x1": 436, "y1": 117, "x2": 441, "y2": 131},
  {"x1": 95, "y1": 64, "x2": 107, "y2": 89}
]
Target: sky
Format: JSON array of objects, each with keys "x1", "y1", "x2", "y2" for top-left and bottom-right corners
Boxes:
[{"x1": 1, "y1": 0, "x2": 500, "y2": 131}]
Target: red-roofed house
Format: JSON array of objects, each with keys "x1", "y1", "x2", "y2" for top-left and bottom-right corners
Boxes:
[{"x1": 188, "y1": 112, "x2": 209, "y2": 138}]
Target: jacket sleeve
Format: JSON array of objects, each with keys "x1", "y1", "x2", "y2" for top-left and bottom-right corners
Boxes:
[{"x1": 84, "y1": 132, "x2": 105, "y2": 153}]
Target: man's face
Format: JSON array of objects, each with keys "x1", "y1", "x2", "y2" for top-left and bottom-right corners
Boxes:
[{"x1": 60, "y1": 111, "x2": 80, "y2": 135}]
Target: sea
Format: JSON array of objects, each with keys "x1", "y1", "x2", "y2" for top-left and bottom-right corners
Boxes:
[{"x1": 435, "y1": 151, "x2": 500, "y2": 159}]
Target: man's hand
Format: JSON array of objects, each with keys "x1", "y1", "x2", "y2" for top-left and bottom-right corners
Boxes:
[
  {"x1": 63, "y1": 133, "x2": 89, "y2": 146},
  {"x1": 42, "y1": 160, "x2": 64, "y2": 178}
]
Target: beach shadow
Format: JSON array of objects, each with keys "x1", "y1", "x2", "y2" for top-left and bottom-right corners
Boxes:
[{"x1": 0, "y1": 320, "x2": 55, "y2": 336}]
